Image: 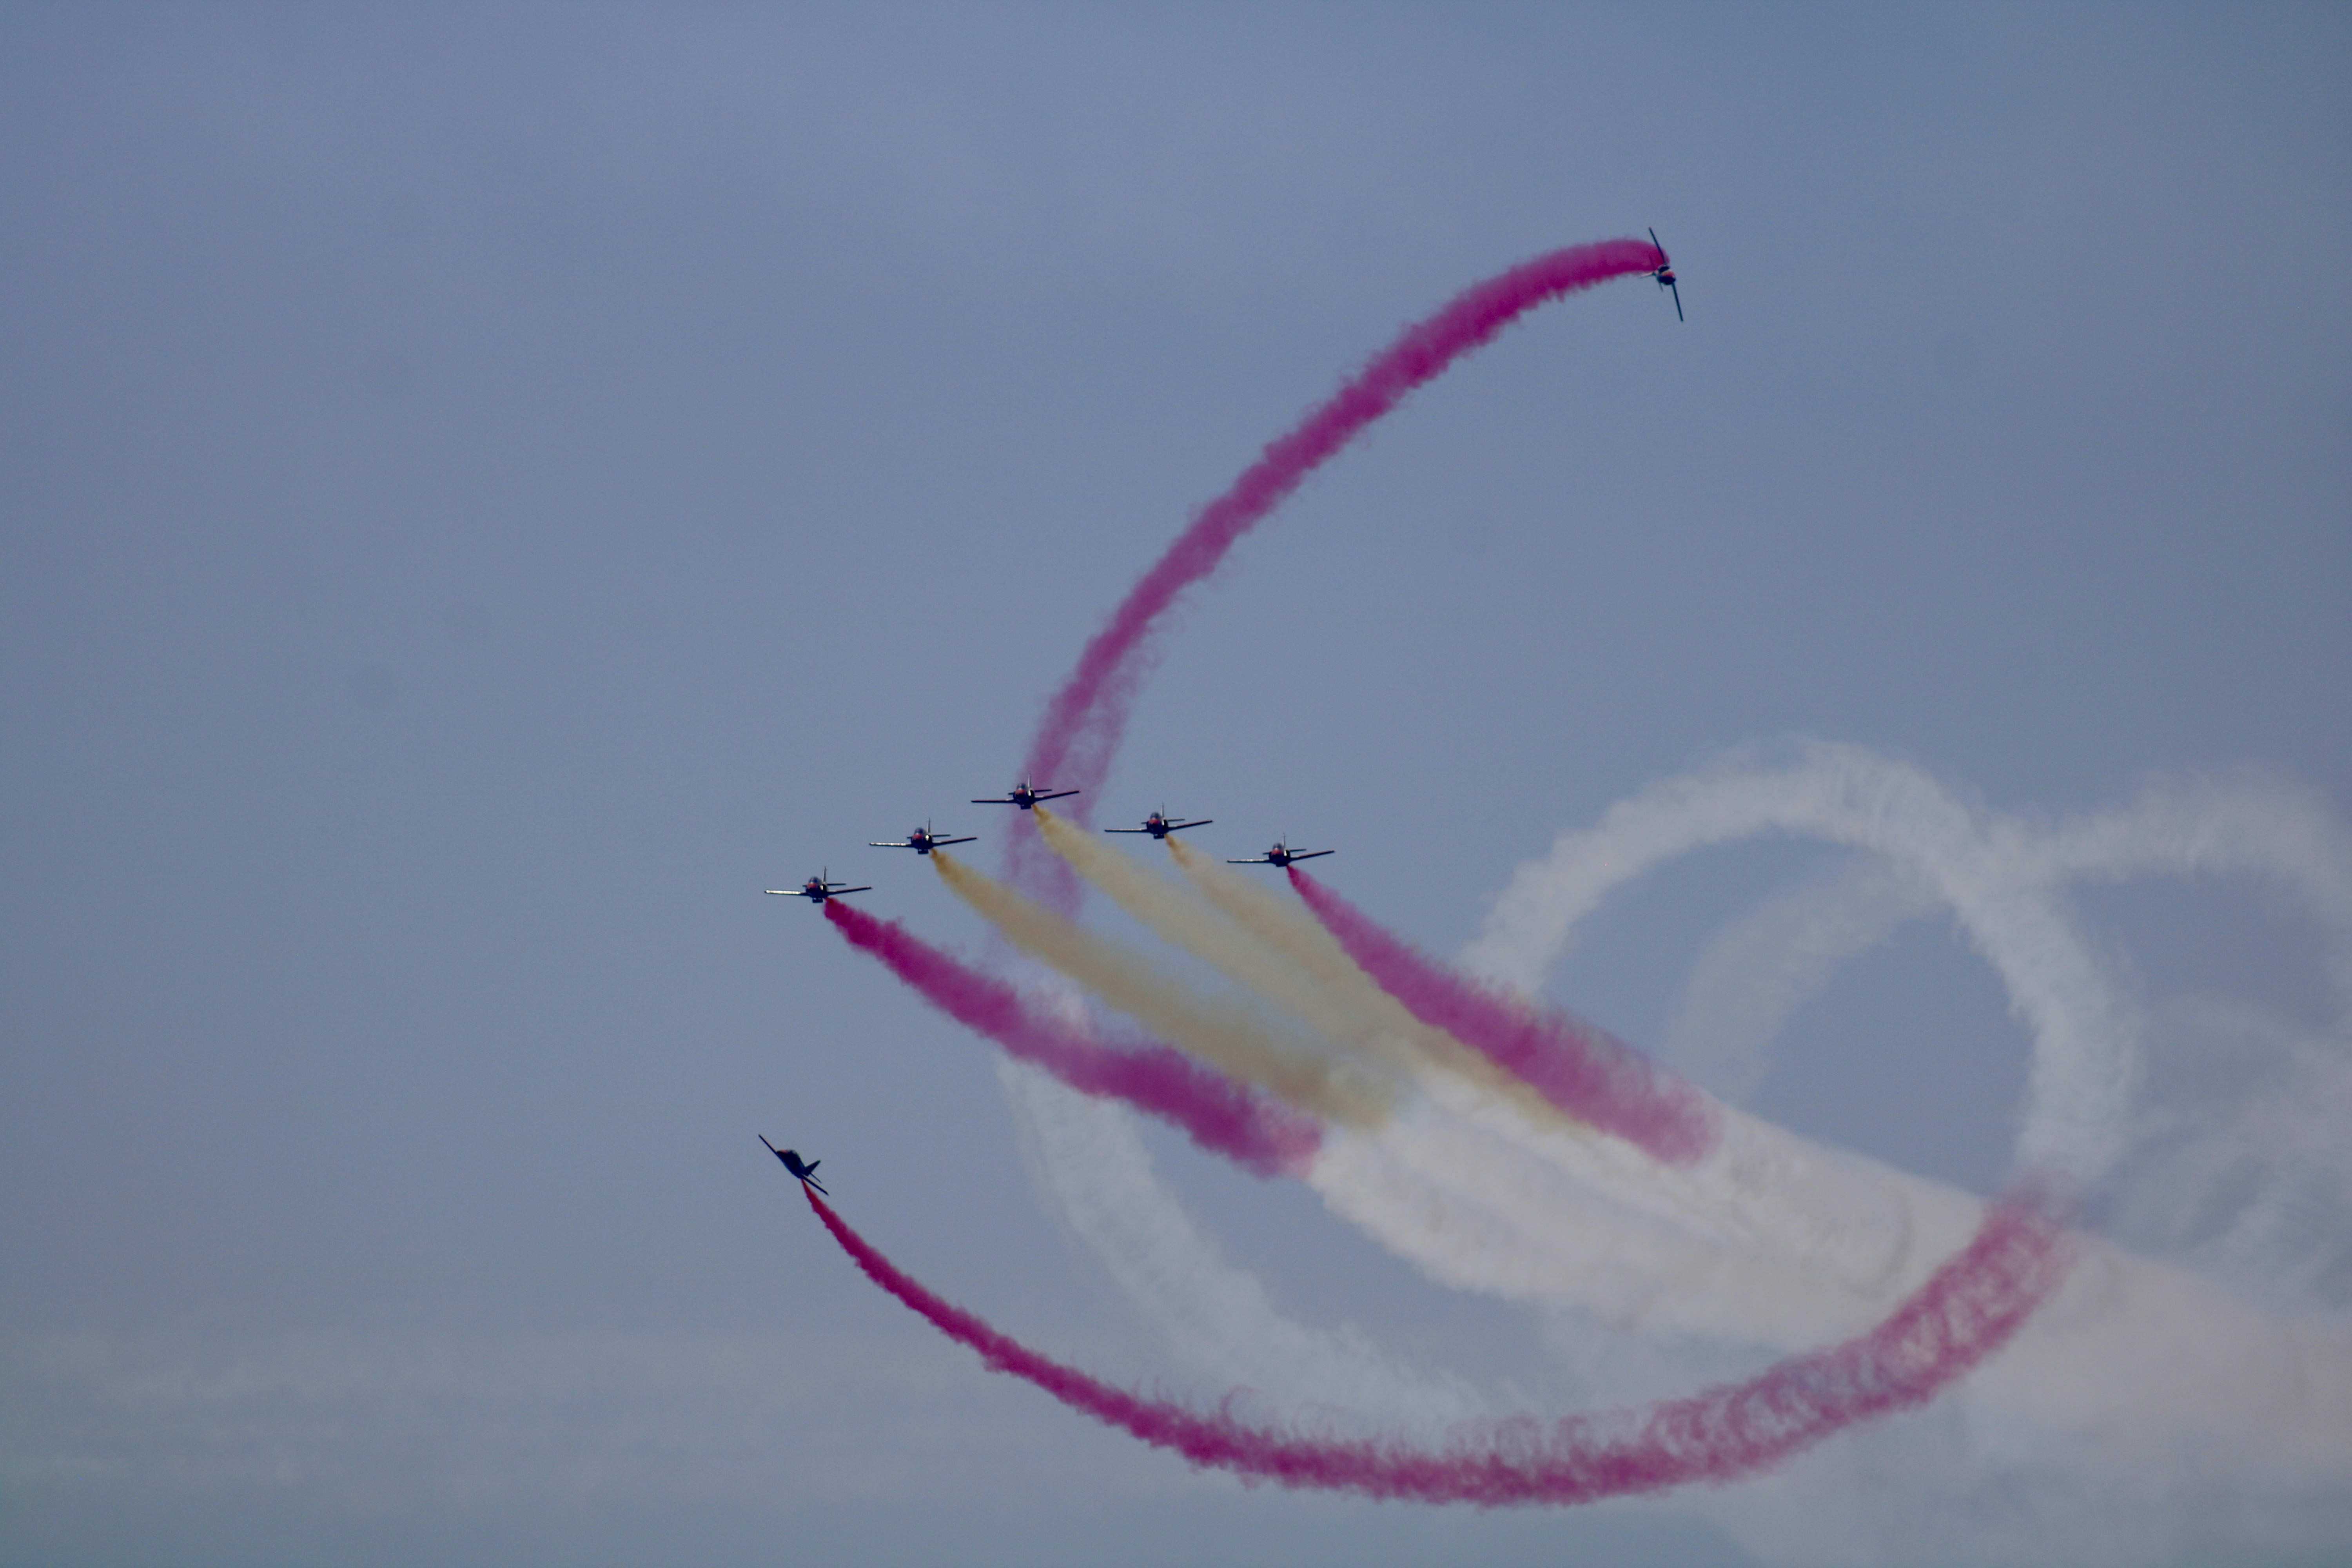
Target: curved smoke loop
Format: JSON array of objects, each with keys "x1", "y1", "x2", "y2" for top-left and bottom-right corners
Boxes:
[{"x1": 808, "y1": 240, "x2": 2351, "y2": 1533}]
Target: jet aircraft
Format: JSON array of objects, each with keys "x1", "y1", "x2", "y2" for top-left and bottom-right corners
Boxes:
[
  {"x1": 760, "y1": 1134, "x2": 828, "y2": 1195},
  {"x1": 1648, "y1": 228, "x2": 1682, "y2": 321},
  {"x1": 869, "y1": 822, "x2": 977, "y2": 855},
  {"x1": 1106, "y1": 809, "x2": 1211, "y2": 839},
  {"x1": 972, "y1": 779, "x2": 1079, "y2": 811},
  {"x1": 766, "y1": 870, "x2": 871, "y2": 904},
  {"x1": 1227, "y1": 839, "x2": 1334, "y2": 867}
]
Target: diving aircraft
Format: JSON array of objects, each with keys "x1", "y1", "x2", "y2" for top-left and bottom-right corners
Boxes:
[
  {"x1": 972, "y1": 780, "x2": 1079, "y2": 811},
  {"x1": 759, "y1": 1135, "x2": 828, "y2": 1195},
  {"x1": 1227, "y1": 839, "x2": 1334, "y2": 867},
  {"x1": 1105, "y1": 809, "x2": 1211, "y2": 839},
  {"x1": 869, "y1": 822, "x2": 977, "y2": 855},
  {"x1": 766, "y1": 871, "x2": 871, "y2": 904},
  {"x1": 1648, "y1": 228, "x2": 1682, "y2": 321}
]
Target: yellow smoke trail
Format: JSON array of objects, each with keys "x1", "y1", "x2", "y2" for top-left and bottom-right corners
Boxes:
[
  {"x1": 1162, "y1": 835, "x2": 1592, "y2": 1138},
  {"x1": 1165, "y1": 835, "x2": 1383, "y2": 994},
  {"x1": 1033, "y1": 809, "x2": 1428, "y2": 1082},
  {"x1": 929, "y1": 850, "x2": 1392, "y2": 1128}
]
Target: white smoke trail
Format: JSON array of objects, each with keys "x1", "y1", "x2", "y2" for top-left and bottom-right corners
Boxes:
[
  {"x1": 1042, "y1": 808, "x2": 1994, "y2": 1340},
  {"x1": 997, "y1": 1055, "x2": 1495, "y2": 1428},
  {"x1": 1463, "y1": 741, "x2": 2142, "y2": 1186},
  {"x1": 1003, "y1": 752, "x2": 2062, "y2": 1345},
  {"x1": 1456, "y1": 744, "x2": 2352, "y2": 1557},
  {"x1": 1661, "y1": 855, "x2": 1942, "y2": 1103},
  {"x1": 997, "y1": 741, "x2": 2352, "y2": 1557},
  {"x1": 2043, "y1": 771, "x2": 2352, "y2": 1010},
  {"x1": 1307, "y1": 1071, "x2": 1984, "y2": 1343}
]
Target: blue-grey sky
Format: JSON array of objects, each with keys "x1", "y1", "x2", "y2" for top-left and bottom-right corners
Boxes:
[{"x1": 4, "y1": 6, "x2": 2347, "y2": 1565}]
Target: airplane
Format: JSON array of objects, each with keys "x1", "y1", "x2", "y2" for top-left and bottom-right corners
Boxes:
[
  {"x1": 765, "y1": 870, "x2": 872, "y2": 904},
  {"x1": 1227, "y1": 839, "x2": 1334, "y2": 867},
  {"x1": 1106, "y1": 809, "x2": 1212, "y2": 839},
  {"x1": 760, "y1": 1134, "x2": 828, "y2": 1195},
  {"x1": 1648, "y1": 228, "x2": 1682, "y2": 322},
  {"x1": 868, "y1": 822, "x2": 976, "y2": 855},
  {"x1": 972, "y1": 779, "x2": 1079, "y2": 811}
]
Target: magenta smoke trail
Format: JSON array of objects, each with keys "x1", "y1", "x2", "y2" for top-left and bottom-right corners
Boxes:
[
  {"x1": 824, "y1": 900, "x2": 1320, "y2": 1178},
  {"x1": 800, "y1": 1180, "x2": 2074, "y2": 1505},
  {"x1": 1289, "y1": 867, "x2": 1719, "y2": 1166},
  {"x1": 1008, "y1": 238, "x2": 1668, "y2": 913}
]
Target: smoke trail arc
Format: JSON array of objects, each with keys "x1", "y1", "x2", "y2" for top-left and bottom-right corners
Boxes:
[
  {"x1": 801, "y1": 1180, "x2": 2074, "y2": 1505},
  {"x1": 1007, "y1": 238, "x2": 1668, "y2": 913},
  {"x1": 863, "y1": 233, "x2": 2352, "y2": 1558},
  {"x1": 871, "y1": 241, "x2": 2105, "y2": 1500}
]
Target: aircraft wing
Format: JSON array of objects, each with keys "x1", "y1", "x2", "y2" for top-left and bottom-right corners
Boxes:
[
  {"x1": 1668, "y1": 280, "x2": 1682, "y2": 321},
  {"x1": 936, "y1": 835, "x2": 977, "y2": 846},
  {"x1": 1105, "y1": 826, "x2": 1147, "y2": 833},
  {"x1": 1225, "y1": 854, "x2": 1271, "y2": 864},
  {"x1": 1038, "y1": 788, "x2": 1079, "y2": 801},
  {"x1": 1290, "y1": 848, "x2": 1335, "y2": 861},
  {"x1": 868, "y1": 840, "x2": 909, "y2": 848},
  {"x1": 1166, "y1": 818, "x2": 1209, "y2": 832}
]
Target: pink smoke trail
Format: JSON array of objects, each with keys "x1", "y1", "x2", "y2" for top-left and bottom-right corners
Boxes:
[
  {"x1": 1008, "y1": 238, "x2": 1669, "y2": 912},
  {"x1": 1288, "y1": 867, "x2": 1718, "y2": 1166},
  {"x1": 824, "y1": 900, "x2": 1320, "y2": 1178},
  {"x1": 799, "y1": 1179, "x2": 2074, "y2": 1504}
]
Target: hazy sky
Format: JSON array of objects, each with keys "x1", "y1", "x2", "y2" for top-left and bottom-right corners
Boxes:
[{"x1": 4, "y1": 6, "x2": 2347, "y2": 1565}]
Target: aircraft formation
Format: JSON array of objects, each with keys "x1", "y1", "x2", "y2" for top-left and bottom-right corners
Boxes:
[
  {"x1": 770, "y1": 784, "x2": 1334, "y2": 911},
  {"x1": 763, "y1": 784, "x2": 1336, "y2": 1192}
]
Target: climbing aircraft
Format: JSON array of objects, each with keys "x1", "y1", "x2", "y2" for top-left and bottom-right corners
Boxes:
[
  {"x1": 868, "y1": 822, "x2": 976, "y2": 855},
  {"x1": 760, "y1": 1135, "x2": 828, "y2": 1195},
  {"x1": 1227, "y1": 839, "x2": 1334, "y2": 867},
  {"x1": 766, "y1": 871, "x2": 871, "y2": 904},
  {"x1": 972, "y1": 780, "x2": 1079, "y2": 811},
  {"x1": 1105, "y1": 809, "x2": 1211, "y2": 839},
  {"x1": 1649, "y1": 228, "x2": 1682, "y2": 321}
]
